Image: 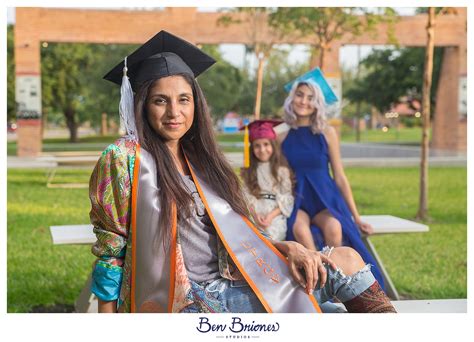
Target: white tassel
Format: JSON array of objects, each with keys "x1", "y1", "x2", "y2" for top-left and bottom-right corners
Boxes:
[{"x1": 119, "y1": 56, "x2": 137, "y2": 141}]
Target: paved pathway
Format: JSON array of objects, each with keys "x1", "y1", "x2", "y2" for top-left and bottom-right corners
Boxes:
[{"x1": 8, "y1": 143, "x2": 466, "y2": 169}]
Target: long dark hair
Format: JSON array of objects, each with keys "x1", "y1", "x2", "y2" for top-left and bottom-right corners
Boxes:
[
  {"x1": 242, "y1": 139, "x2": 294, "y2": 198},
  {"x1": 134, "y1": 73, "x2": 250, "y2": 248}
]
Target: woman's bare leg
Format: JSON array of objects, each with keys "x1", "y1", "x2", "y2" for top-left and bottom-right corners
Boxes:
[
  {"x1": 312, "y1": 209, "x2": 342, "y2": 247},
  {"x1": 292, "y1": 209, "x2": 317, "y2": 251},
  {"x1": 326, "y1": 246, "x2": 365, "y2": 275}
]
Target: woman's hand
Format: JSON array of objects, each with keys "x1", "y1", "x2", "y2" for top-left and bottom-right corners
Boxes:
[
  {"x1": 250, "y1": 207, "x2": 268, "y2": 229},
  {"x1": 355, "y1": 219, "x2": 374, "y2": 235},
  {"x1": 261, "y1": 208, "x2": 281, "y2": 227},
  {"x1": 256, "y1": 214, "x2": 270, "y2": 228},
  {"x1": 260, "y1": 214, "x2": 274, "y2": 227},
  {"x1": 284, "y1": 241, "x2": 337, "y2": 294}
]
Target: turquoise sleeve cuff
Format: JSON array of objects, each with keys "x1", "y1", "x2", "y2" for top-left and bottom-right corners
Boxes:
[{"x1": 91, "y1": 262, "x2": 123, "y2": 301}]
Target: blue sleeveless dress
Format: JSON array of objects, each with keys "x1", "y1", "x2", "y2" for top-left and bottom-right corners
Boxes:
[{"x1": 282, "y1": 126, "x2": 385, "y2": 289}]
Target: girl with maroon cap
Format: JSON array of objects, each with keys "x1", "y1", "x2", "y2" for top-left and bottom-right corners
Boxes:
[{"x1": 241, "y1": 120, "x2": 302, "y2": 242}]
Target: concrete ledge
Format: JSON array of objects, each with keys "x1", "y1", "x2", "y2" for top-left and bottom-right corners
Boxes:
[{"x1": 77, "y1": 295, "x2": 466, "y2": 313}]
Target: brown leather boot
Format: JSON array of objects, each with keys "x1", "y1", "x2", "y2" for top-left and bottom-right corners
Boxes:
[{"x1": 343, "y1": 281, "x2": 397, "y2": 313}]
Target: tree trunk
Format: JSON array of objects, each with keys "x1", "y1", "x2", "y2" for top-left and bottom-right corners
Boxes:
[
  {"x1": 355, "y1": 45, "x2": 361, "y2": 142},
  {"x1": 101, "y1": 112, "x2": 108, "y2": 136},
  {"x1": 41, "y1": 107, "x2": 48, "y2": 139},
  {"x1": 309, "y1": 46, "x2": 324, "y2": 70},
  {"x1": 64, "y1": 107, "x2": 79, "y2": 143},
  {"x1": 319, "y1": 47, "x2": 325, "y2": 71},
  {"x1": 355, "y1": 102, "x2": 361, "y2": 142},
  {"x1": 254, "y1": 53, "x2": 265, "y2": 120},
  {"x1": 416, "y1": 7, "x2": 435, "y2": 220}
]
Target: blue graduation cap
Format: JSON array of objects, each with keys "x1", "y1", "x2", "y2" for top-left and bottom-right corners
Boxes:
[{"x1": 284, "y1": 67, "x2": 338, "y2": 105}]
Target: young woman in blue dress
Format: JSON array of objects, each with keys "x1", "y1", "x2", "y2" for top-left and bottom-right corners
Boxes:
[{"x1": 277, "y1": 70, "x2": 384, "y2": 288}]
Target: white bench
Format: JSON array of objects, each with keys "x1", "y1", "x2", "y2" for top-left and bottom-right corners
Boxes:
[
  {"x1": 50, "y1": 215, "x2": 431, "y2": 312},
  {"x1": 42, "y1": 153, "x2": 100, "y2": 188},
  {"x1": 331, "y1": 299, "x2": 466, "y2": 313},
  {"x1": 50, "y1": 215, "x2": 429, "y2": 244}
]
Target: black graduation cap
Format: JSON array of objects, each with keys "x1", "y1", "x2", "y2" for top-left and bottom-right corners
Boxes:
[{"x1": 103, "y1": 30, "x2": 216, "y2": 92}]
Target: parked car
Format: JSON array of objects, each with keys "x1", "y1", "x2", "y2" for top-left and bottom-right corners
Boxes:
[{"x1": 7, "y1": 122, "x2": 17, "y2": 133}]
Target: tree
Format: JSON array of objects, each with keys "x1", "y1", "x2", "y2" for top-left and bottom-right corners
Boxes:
[
  {"x1": 259, "y1": 48, "x2": 309, "y2": 117},
  {"x1": 230, "y1": 47, "x2": 310, "y2": 119},
  {"x1": 218, "y1": 8, "x2": 277, "y2": 119},
  {"x1": 269, "y1": 7, "x2": 398, "y2": 71},
  {"x1": 80, "y1": 43, "x2": 138, "y2": 130},
  {"x1": 344, "y1": 47, "x2": 443, "y2": 115},
  {"x1": 7, "y1": 25, "x2": 15, "y2": 122},
  {"x1": 41, "y1": 42, "x2": 136, "y2": 141},
  {"x1": 415, "y1": 7, "x2": 459, "y2": 220},
  {"x1": 41, "y1": 43, "x2": 95, "y2": 142},
  {"x1": 416, "y1": 7, "x2": 435, "y2": 221},
  {"x1": 341, "y1": 68, "x2": 372, "y2": 139},
  {"x1": 196, "y1": 45, "x2": 244, "y2": 118}
]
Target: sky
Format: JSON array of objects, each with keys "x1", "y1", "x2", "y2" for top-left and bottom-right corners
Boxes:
[{"x1": 6, "y1": 7, "x2": 416, "y2": 70}]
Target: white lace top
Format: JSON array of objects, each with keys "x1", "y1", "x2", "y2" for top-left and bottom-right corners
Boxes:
[{"x1": 243, "y1": 162, "x2": 294, "y2": 241}]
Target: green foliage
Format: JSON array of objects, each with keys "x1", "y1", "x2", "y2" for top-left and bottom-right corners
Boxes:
[
  {"x1": 260, "y1": 48, "x2": 309, "y2": 117},
  {"x1": 268, "y1": 8, "x2": 398, "y2": 69},
  {"x1": 226, "y1": 47, "x2": 310, "y2": 118},
  {"x1": 41, "y1": 42, "x2": 138, "y2": 140},
  {"x1": 197, "y1": 45, "x2": 244, "y2": 118},
  {"x1": 7, "y1": 166, "x2": 466, "y2": 312},
  {"x1": 270, "y1": 8, "x2": 379, "y2": 39},
  {"x1": 400, "y1": 116, "x2": 422, "y2": 128},
  {"x1": 41, "y1": 42, "x2": 94, "y2": 141},
  {"x1": 7, "y1": 25, "x2": 15, "y2": 121},
  {"x1": 344, "y1": 47, "x2": 443, "y2": 113},
  {"x1": 200, "y1": 44, "x2": 310, "y2": 118},
  {"x1": 341, "y1": 68, "x2": 372, "y2": 120},
  {"x1": 79, "y1": 43, "x2": 138, "y2": 127},
  {"x1": 41, "y1": 43, "x2": 91, "y2": 114},
  {"x1": 415, "y1": 7, "x2": 454, "y2": 15}
]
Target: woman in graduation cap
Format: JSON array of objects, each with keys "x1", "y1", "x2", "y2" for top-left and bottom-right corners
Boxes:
[
  {"x1": 89, "y1": 31, "x2": 395, "y2": 313},
  {"x1": 278, "y1": 68, "x2": 385, "y2": 289}
]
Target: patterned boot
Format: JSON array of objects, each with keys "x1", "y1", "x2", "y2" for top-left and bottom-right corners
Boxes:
[{"x1": 343, "y1": 281, "x2": 397, "y2": 313}]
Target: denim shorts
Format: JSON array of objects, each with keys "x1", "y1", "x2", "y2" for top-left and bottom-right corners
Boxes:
[
  {"x1": 181, "y1": 256, "x2": 375, "y2": 313},
  {"x1": 180, "y1": 278, "x2": 266, "y2": 313}
]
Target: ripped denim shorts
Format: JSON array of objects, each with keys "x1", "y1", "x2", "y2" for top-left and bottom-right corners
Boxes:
[{"x1": 180, "y1": 246, "x2": 375, "y2": 313}]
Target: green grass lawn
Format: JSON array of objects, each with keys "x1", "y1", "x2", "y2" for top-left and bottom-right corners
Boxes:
[
  {"x1": 341, "y1": 126, "x2": 426, "y2": 144},
  {"x1": 7, "y1": 166, "x2": 466, "y2": 312},
  {"x1": 347, "y1": 167, "x2": 467, "y2": 299}
]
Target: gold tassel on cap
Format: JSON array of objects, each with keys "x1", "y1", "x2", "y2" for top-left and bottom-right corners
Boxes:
[{"x1": 243, "y1": 125, "x2": 250, "y2": 168}]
